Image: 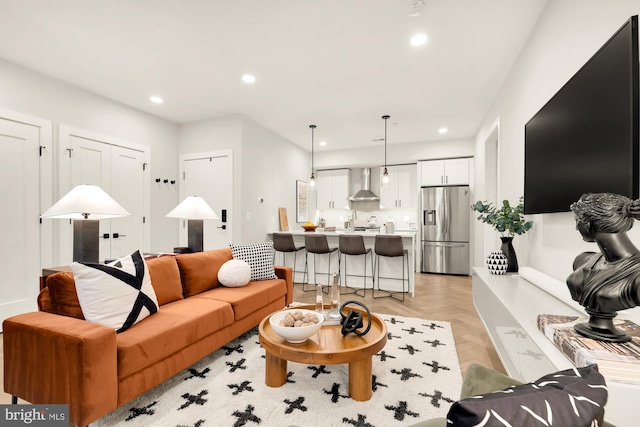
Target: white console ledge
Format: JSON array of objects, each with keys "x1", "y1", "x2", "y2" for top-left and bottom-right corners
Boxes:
[{"x1": 473, "y1": 267, "x2": 638, "y2": 427}]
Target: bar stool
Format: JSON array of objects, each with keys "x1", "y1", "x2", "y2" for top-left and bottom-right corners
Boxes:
[
  {"x1": 373, "y1": 235, "x2": 409, "y2": 302},
  {"x1": 338, "y1": 234, "x2": 374, "y2": 297},
  {"x1": 272, "y1": 232, "x2": 307, "y2": 284},
  {"x1": 304, "y1": 234, "x2": 339, "y2": 292}
]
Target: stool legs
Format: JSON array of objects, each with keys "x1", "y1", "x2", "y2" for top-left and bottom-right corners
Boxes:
[
  {"x1": 303, "y1": 251, "x2": 335, "y2": 293},
  {"x1": 292, "y1": 250, "x2": 308, "y2": 285},
  {"x1": 373, "y1": 252, "x2": 408, "y2": 302},
  {"x1": 338, "y1": 251, "x2": 374, "y2": 297},
  {"x1": 275, "y1": 250, "x2": 308, "y2": 285}
]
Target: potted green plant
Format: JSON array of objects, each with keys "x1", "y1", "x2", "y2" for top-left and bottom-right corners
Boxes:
[{"x1": 472, "y1": 196, "x2": 533, "y2": 272}]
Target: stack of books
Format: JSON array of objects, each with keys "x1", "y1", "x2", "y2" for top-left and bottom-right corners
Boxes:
[{"x1": 537, "y1": 314, "x2": 640, "y2": 385}]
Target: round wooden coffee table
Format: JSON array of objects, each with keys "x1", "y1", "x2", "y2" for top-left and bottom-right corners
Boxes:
[{"x1": 258, "y1": 305, "x2": 387, "y2": 401}]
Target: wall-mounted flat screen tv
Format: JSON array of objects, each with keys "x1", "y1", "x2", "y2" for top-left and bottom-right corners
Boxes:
[{"x1": 524, "y1": 16, "x2": 639, "y2": 215}]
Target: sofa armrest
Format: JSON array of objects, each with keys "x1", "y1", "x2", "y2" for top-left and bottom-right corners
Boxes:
[
  {"x1": 3, "y1": 311, "x2": 118, "y2": 427},
  {"x1": 275, "y1": 266, "x2": 293, "y2": 305}
]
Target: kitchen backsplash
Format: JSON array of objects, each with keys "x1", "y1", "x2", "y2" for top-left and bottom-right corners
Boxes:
[{"x1": 315, "y1": 200, "x2": 418, "y2": 230}]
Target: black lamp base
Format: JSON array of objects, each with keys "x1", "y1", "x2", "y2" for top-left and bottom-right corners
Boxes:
[
  {"x1": 73, "y1": 220, "x2": 99, "y2": 263},
  {"x1": 187, "y1": 219, "x2": 204, "y2": 253}
]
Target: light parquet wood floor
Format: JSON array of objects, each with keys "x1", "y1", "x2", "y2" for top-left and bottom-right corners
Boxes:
[
  {"x1": 0, "y1": 272, "x2": 505, "y2": 405},
  {"x1": 293, "y1": 272, "x2": 506, "y2": 377}
]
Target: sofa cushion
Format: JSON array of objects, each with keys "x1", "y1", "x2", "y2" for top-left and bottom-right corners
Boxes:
[
  {"x1": 231, "y1": 241, "x2": 277, "y2": 281},
  {"x1": 218, "y1": 259, "x2": 251, "y2": 288},
  {"x1": 176, "y1": 248, "x2": 233, "y2": 297},
  {"x1": 146, "y1": 256, "x2": 184, "y2": 305},
  {"x1": 71, "y1": 250, "x2": 159, "y2": 333},
  {"x1": 193, "y1": 278, "x2": 286, "y2": 321},
  {"x1": 116, "y1": 298, "x2": 234, "y2": 378},
  {"x1": 46, "y1": 271, "x2": 85, "y2": 319},
  {"x1": 447, "y1": 365, "x2": 607, "y2": 427}
]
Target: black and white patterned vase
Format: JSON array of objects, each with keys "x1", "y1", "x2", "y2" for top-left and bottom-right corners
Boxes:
[{"x1": 486, "y1": 251, "x2": 508, "y2": 275}]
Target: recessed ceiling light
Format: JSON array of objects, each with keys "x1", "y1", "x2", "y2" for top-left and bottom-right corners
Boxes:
[
  {"x1": 407, "y1": 0, "x2": 426, "y2": 17},
  {"x1": 242, "y1": 74, "x2": 256, "y2": 84},
  {"x1": 410, "y1": 33, "x2": 428, "y2": 46},
  {"x1": 319, "y1": 141, "x2": 327, "y2": 146},
  {"x1": 438, "y1": 128, "x2": 448, "y2": 134},
  {"x1": 149, "y1": 96, "x2": 164, "y2": 104}
]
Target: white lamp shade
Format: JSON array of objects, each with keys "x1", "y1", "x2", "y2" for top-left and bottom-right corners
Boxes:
[
  {"x1": 166, "y1": 196, "x2": 220, "y2": 220},
  {"x1": 41, "y1": 184, "x2": 130, "y2": 219}
]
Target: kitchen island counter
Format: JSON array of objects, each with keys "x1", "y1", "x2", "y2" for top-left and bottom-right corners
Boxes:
[
  {"x1": 267, "y1": 230, "x2": 416, "y2": 296},
  {"x1": 274, "y1": 229, "x2": 416, "y2": 237}
]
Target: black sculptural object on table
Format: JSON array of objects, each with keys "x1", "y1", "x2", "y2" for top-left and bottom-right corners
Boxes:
[{"x1": 567, "y1": 193, "x2": 640, "y2": 343}]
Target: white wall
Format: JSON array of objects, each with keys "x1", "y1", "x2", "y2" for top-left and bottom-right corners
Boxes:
[
  {"x1": 178, "y1": 115, "x2": 243, "y2": 243},
  {"x1": 178, "y1": 115, "x2": 311, "y2": 244},
  {"x1": 241, "y1": 116, "x2": 312, "y2": 243},
  {"x1": 474, "y1": 0, "x2": 640, "y2": 281},
  {"x1": 0, "y1": 58, "x2": 180, "y2": 253}
]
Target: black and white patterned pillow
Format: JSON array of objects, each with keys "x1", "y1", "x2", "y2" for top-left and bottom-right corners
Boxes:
[
  {"x1": 447, "y1": 365, "x2": 607, "y2": 427},
  {"x1": 230, "y1": 241, "x2": 277, "y2": 281},
  {"x1": 70, "y1": 250, "x2": 159, "y2": 333}
]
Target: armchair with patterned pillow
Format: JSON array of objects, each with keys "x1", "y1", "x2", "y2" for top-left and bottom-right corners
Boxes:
[{"x1": 411, "y1": 363, "x2": 616, "y2": 427}]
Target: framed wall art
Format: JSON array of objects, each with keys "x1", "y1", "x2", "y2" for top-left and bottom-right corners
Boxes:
[{"x1": 296, "y1": 180, "x2": 309, "y2": 223}]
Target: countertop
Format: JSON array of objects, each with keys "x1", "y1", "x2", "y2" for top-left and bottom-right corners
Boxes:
[{"x1": 268, "y1": 229, "x2": 417, "y2": 237}]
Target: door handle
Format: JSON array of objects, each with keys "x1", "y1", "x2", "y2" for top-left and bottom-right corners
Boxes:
[
  {"x1": 113, "y1": 233, "x2": 126, "y2": 239},
  {"x1": 217, "y1": 225, "x2": 227, "y2": 230},
  {"x1": 424, "y1": 242, "x2": 465, "y2": 248},
  {"x1": 101, "y1": 233, "x2": 110, "y2": 239}
]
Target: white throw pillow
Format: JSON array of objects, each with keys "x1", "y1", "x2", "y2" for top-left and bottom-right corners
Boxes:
[
  {"x1": 230, "y1": 241, "x2": 277, "y2": 281},
  {"x1": 70, "y1": 250, "x2": 159, "y2": 333},
  {"x1": 218, "y1": 259, "x2": 252, "y2": 287}
]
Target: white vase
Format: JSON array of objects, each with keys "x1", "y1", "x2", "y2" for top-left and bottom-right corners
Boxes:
[{"x1": 486, "y1": 251, "x2": 508, "y2": 275}]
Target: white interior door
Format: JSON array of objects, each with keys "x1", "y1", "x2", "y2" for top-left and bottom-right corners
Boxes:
[
  {"x1": 181, "y1": 152, "x2": 233, "y2": 250},
  {"x1": 69, "y1": 136, "x2": 111, "y2": 261},
  {"x1": 0, "y1": 118, "x2": 41, "y2": 322},
  {"x1": 59, "y1": 127, "x2": 148, "y2": 264},
  {"x1": 110, "y1": 145, "x2": 145, "y2": 258}
]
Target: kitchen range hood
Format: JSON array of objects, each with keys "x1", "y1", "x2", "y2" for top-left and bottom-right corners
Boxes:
[{"x1": 348, "y1": 168, "x2": 379, "y2": 201}]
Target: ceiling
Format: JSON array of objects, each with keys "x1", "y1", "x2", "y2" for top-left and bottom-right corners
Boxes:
[{"x1": 0, "y1": 0, "x2": 547, "y2": 150}]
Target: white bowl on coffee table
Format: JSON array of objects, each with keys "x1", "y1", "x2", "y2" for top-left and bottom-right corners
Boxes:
[{"x1": 269, "y1": 309, "x2": 324, "y2": 343}]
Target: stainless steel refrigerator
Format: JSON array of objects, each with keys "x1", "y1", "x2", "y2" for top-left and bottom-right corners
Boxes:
[{"x1": 421, "y1": 185, "x2": 470, "y2": 275}]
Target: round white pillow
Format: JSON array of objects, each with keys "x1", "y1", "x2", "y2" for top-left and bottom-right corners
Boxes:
[{"x1": 218, "y1": 259, "x2": 251, "y2": 287}]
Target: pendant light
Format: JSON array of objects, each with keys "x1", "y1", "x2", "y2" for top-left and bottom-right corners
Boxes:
[
  {"x1": 381, "y1": 115, "x2": 390, "y2": 187},
  {"x1": 309, "y1": 124, "x2": 316, "y2": 189}
]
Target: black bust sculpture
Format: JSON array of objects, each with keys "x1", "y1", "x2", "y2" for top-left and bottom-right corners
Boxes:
[{"x1": 566, "y1": 193, "x2": 640, "y2": 343}]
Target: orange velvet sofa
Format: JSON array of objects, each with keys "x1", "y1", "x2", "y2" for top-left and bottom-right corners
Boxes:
[{"x1": 3, "y1": 248, "x2": 293, "y2": 427}]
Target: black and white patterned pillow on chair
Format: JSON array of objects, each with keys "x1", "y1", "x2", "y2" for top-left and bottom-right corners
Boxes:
[
  {"x1": 230, "y1": 241, "x2": 277, "y2": 281},
  {"x1": 447, "y1": 364, "x2": 608, "y2": 427},
  {"x1": 70, "y1": 250, "x2": 159, "y2": 333}
]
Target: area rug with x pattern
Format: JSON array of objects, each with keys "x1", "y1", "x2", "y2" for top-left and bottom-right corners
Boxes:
[{"x1": 94, "y1": 313, "x2": 462, "y2": 427}]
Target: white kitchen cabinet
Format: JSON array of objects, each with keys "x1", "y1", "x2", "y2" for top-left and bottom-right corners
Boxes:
[
  {"x1": 419, "y1": 158, "x2": 470, "y2": 186},
  {"x1": 316, "y1": 169, "x2": 350, "y2": 209},
  {"x1": 380, "y1": 164, "x2": 417, "y2": 209}
]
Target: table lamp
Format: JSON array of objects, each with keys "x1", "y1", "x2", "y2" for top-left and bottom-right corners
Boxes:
[
  {"x1": 41, "y1": 184, "x2": 130, "y2": 263},
  {"x1": 166, "y1": 196, "x2": 219, "y2": 252}
]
